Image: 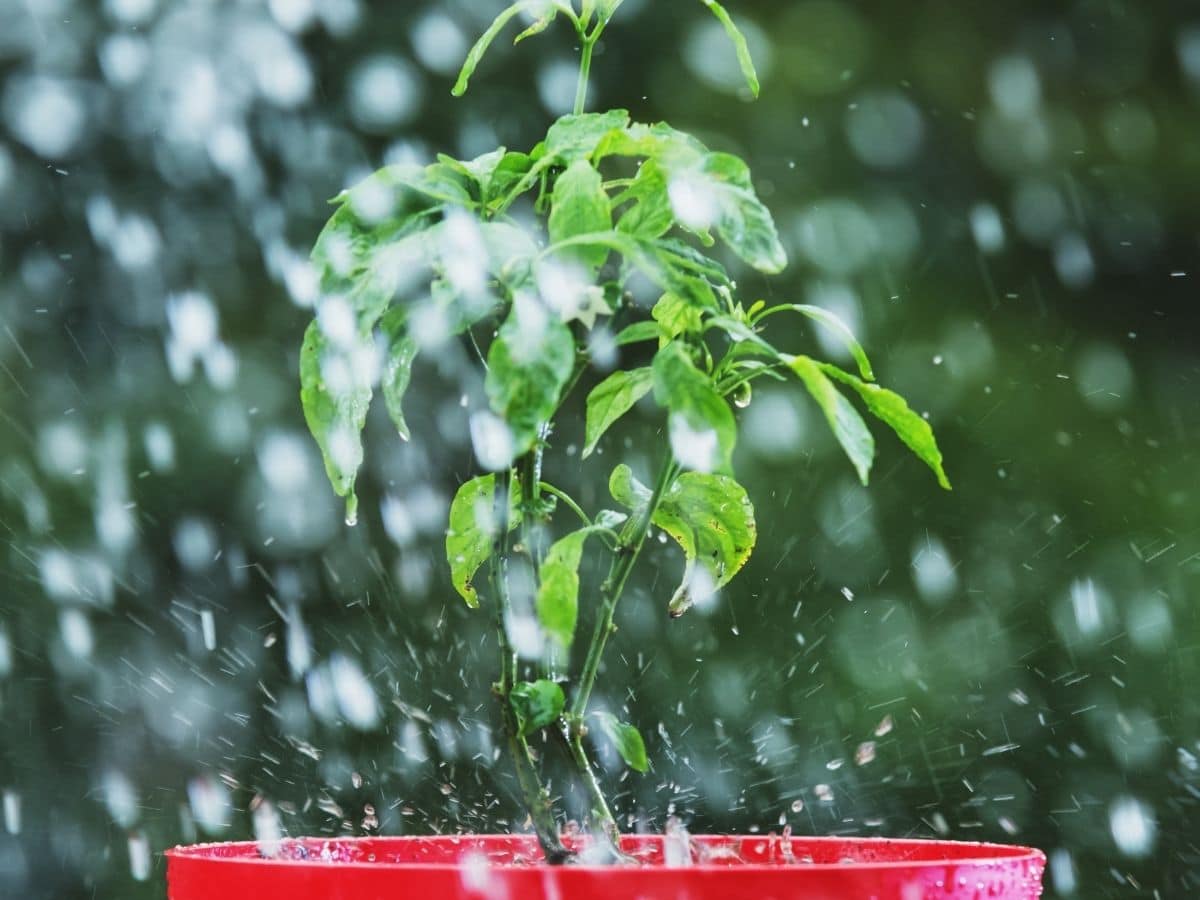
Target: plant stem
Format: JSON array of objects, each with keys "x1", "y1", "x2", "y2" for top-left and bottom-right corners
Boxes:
[
  {"x1": 520, "y1": 440, "x2": 547, "y2": 566},
  {"x1": 490, "y1": 470, "x2": 570, "y2": 862},
  {"x1": 539, "y1": 482, "x2": 591, "y2": 527},
  {"x1": 574, "y1": 35, "x2": 595, "y2": 115},
  {"x1": 558, "y1": 726, "x2": 623, "y2": 850},
  {"x1": 570, "y1": 456, "x2": 677, "y2": 721},
  {"x1": 552, "y1": 457, "x2": 677, "y2": 843}
]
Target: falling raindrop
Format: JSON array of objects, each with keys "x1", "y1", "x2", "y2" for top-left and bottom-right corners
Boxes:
[{"x1": 3, "y1": 790, "x2": 20, "y2": 835}]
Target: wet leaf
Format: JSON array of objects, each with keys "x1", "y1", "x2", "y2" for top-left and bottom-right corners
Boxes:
[
  {"x1": 380, "y1": 309, "x2": 418, "y2": 441},
  {"x1": 614, "y1": 159, "x2": 674, "y2": 240},
  {"x1": 652, "y1": 341, "x2": 736, "y2": 473},
  {"x1": 446, "y1": 474, "x2": 522, "y2": 608},
  {"x1": 438, "y1": 148, "x2": 509, "y2": 203},
  {"x1": 536, "y1": 527, "x2": 608, "y2": 649},
  {"x1": 545, "y1": 110, "x2": 631, "y2": 163},
  {"x1": 510, "y1": 680, "x2": 565, "y2": 736},
  {"x1": 549, "y1": 159, "x2": 612, "y2": 271},
  {"x1": 513, "y1": 5, "x2": 557, "y2": 43},
  {"x1": 697, "y1": 0, "x2": 760, "y2": 97},
  {"x1": 453, "y1": 2, "x2": 534, "y2": 97},
  {"x1": 311, "y1": 205, "x2": 438, "y2": 330},
  {"x1": 610, "y1": 464, "x2": 756, "y2": 616},
  {"x1": 485, "y1": 296, "x2": 577, "y2": 457},
  {"x1": 822, "y1": 365, "x2": 951, "y2": 489},
  {"x1": 583, "y1": 366, "x2": 654, "y2": 457},
  {"x1": 787, "y1": 355, "x2": 875, "y2": 485},
  {"x1": 652, "y1": 293, "x2": 704, "y2": 342},
  {"x1": 299, "y1": 320, "x2": 373, "y2": 514},
  {"x1": 784, "y1": 305, "x2": 874, "y2": 381},
  {"x1": 652, "y1": 237, "x2": 732, "y2": 286},
  {"x1": 614, "y1": 321, "x2": 662, "y2": 346},
  {"x1": 594, "y1": 0, "x2": 625, "y2": 25},
  {"x1": 591, "y1": 712, "x2": 648, "y2": 772},
  {"x1": 486, "y1": 152, "x2": 534, "y2": 206},
  {"x1": 593, "y1": 121, "x2": 706, "y2": 166},
  {"x1": 694, "y1": 152, "x2": 786, "y2": 273}
]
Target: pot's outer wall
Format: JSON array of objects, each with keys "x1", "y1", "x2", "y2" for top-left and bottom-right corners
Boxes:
[{"x1": 167, "y1": 835, "x2": 1045, "y2": 900}]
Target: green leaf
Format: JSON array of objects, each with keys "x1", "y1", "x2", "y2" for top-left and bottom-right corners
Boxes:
[
  {"x1": 310, "y1": 203, "x2": 439, "y2": 330},
  {"x1": 610, "y1": 465, "x2": 756, "y2": 617},
  {"x1": 380, "y1": 308, "x2": 418, "y2": 441},
  {"x1": 698, "y1": 0, "x2": 760, "y2": 96},
  {"x1": 536, "y1": 526, "x2": 608, "y2": 650},
  {"x1": 583, "y1": 367, "x2": 654, "y2": 457},
  {"x1": 539, "y1": 228, "x2": 717, "y2": 315},
  {"x1": 614, "y1": 159, "x2": 674, "y2": 240},
  {"x1": 543, "y1": 229, "x2": 671, "y2": 295},
  {"x1": 593, "y1": 122, "x2": 707, "y2": 167},
  {"x1": 510, "y1": 680, "x2": 565, "y2": 737},
  {"x1": 513, "y1": 4, "x2": 557, "y2": 43},
  {"x1": 787, "y1": 355, "x2": 874, "y2": 486},
  {"x1": 479, "y1": 221, "x2": 540, "y2": 284},
  {"x1": 821, "y1": 365, "x2": 951, "y2": 490},
  {"x1": 608, "y1": 463, "x2": 654, "y2": 509},
  {"x1": 485, "y1": 295, "x2": 577, "y2": 456},
  {"x1": 594, "y1": 509, "x2": 629, "y2": 530},
  {"x1": 652, "y1": 293, "x2": 704, "y2": 342},
  {"x1": 446, "y1": 474, "x2": 522, "y2": 608},
  {"x1": 544, "y1": 110, "x2": 631, "y2": 163},
  {"x1": 352, "y1": 162, "x2": 474, "y2": 209},
  {"x1": 453, "y1": 2, "x2": 532, "y2": 97},
  {"x1": 615, "y1": 321, "x2": 661, "y2": 346},
  {"x1": 694, "y1": 152, "x2": 787, "y2": 273},
  {"x1": 299, "y1": 320, "x2": 373, "y2": 520},
  {"x1": 785, "y1": 305, "x2": 874, "y2": 381},
  {"x1": 595, "y1": 0, "x2": 625, "y2": 26},
  {"x1": 591, "y1": 712, "x2": 648, "y2": 773},
  {"x1": 487, "y1": 152, "x2": 534, "y2": 207},
  {"x1": 549, "y1": 160, "x2": 612, "y2": 271},
  {"x1": 652, "y1": 341, "x2": 737, "y2": 474},
  {"x1": 439, "y1": 148, "x2": 509, "y2": 204},
  {"x1": 704, "y1": 314, "x2": 777, "y2": 357},
  {"x1": 652, "y1": 237, "x2": 732, "y2": 286}
]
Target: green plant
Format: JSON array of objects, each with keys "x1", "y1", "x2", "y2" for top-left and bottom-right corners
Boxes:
[{"x1": 300, "y1": 0, "x2": 949, "y2": 863}]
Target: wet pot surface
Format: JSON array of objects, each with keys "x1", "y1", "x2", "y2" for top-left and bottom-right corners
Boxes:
[{"x1": 167, "y1": 833, "x2": 1045, "y2": 899}]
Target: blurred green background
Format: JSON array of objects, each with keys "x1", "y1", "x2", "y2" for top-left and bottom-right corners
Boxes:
[{"x1": 1, "y1": 0, "x2": 1198, "y2": 896}]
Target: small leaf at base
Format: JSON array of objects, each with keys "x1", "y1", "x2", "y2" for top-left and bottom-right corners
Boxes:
[
  {"x1": 510, "y1": 680, "x2": 566, "y2": 737},
  {"x1": 592, "y1": 712, "x2": 648, "y2": 773}
]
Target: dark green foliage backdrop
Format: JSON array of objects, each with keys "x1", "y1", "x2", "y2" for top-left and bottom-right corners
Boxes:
[{"x1": 0, "y1": 1, "x2": 1197, "y2": 897}]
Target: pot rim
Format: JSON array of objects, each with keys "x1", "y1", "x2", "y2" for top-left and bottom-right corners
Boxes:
[{"x1": 166, "y1": 833, "x2": 1046, "y2": 874}]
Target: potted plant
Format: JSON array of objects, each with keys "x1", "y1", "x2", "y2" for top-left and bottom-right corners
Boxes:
[{"x1": 169, "y1": 1, "x2": 1045, "y2": 896}]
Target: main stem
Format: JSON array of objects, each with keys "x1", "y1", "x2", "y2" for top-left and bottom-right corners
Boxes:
[
  {"x1": 562, "y1": 456, "x2": 678, "y2": 840},
  {"x1": 574, "y1": 34, "x2": 596, "y2": 115},
  {"x1": 490, "y1": 470, "x2": 569, "y2": 862}
]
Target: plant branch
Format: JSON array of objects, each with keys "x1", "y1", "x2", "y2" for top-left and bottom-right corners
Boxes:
[
  {"x1": 490, "y1": 469, "x2": 571, "y2": 862},
  {"x1": 570, "y1": 456, "x2": 677, "y2": 720},
  {"x1": 539, "y1": 482, "x2": 592, "y2": 527},
  {"x1": 548, "y1": 455, "x2": 675, "y2": 843},
  {"x1": 519, "y1": 439, "x2": 548, "y2": 567}
]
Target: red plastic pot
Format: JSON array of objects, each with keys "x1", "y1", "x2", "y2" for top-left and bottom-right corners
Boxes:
[{"x1": 167, "y1": 833, "x2": 1045, "y2": 899}]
